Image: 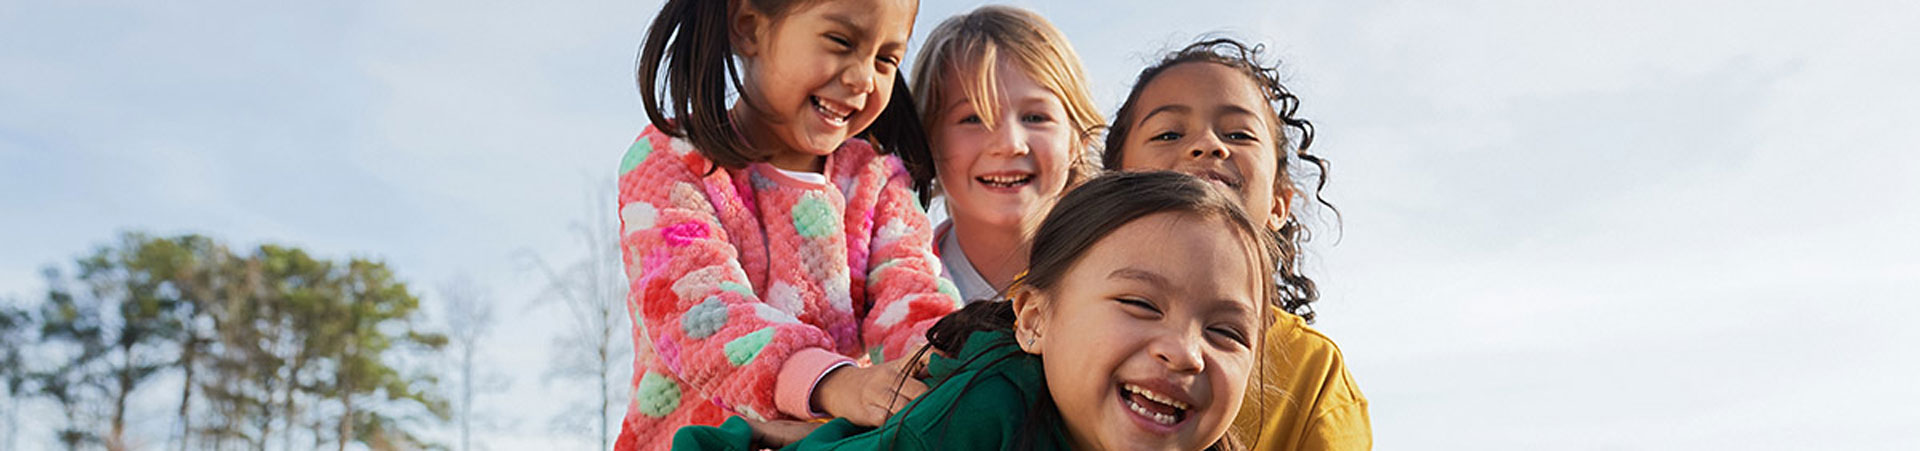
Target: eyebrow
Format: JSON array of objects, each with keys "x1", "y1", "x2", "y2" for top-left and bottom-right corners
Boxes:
[
  {"x1": 825, "y1": 13, "x2": 909, "y2": 49},
  {"x1": 1016, "y1": 93, "x2": 1063, "y2": 108},
  {"x1": 1214, "y1": 104, "x2": 1262, "y2": 121},
  {"x1": 1107, "y1": 267, "x2": 1169, "y2": 287},
  {"x1": 1136, "y1": 104, "x2": 1190, "y2": 126},
  {"x1": 1209, "y1": 298, "x2": 1257, "y2": 319},
  {"x1": 823, "y1": 14, "x2": 863, "y2": 34},
  {"x1": 944, "y1": 96, "x2": 974, "y2": 115}
]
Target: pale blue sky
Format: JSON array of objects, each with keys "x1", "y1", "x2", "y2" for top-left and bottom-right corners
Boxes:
[{"x1": 4, "y1": 0, "x2": 1917, "y2": 449}]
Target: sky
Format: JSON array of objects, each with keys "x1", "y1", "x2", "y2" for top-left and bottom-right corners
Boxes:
[{"x1": 4, "y1": 0, "x2": 1918, "y2": 449}]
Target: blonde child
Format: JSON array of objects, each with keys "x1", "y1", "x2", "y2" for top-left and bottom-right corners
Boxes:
[
  {"x1": 1105, "y1": 38, "x2": 1372, "y2": 450},
  {"x1": 908, "y1": 5, "x2": 1105, "y2": 303},
  {"x1": 614, "y1": 0, "x2": 962, "y2": 449},
  {"x1": 678, "y1": 170, "x2": 1284, "y2": 450}
]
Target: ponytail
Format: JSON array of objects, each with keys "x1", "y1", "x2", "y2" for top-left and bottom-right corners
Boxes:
[
  {"x1": 637, "y1": 0, "x2": 756, "y2": 168},
  {"x1": 864, "y1": 77, "x2": 936, "y2": 202}
]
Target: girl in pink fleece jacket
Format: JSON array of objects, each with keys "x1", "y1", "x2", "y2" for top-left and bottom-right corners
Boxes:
[{"x1": 613, "y1": 0, "x2": 955, "y2": 449}]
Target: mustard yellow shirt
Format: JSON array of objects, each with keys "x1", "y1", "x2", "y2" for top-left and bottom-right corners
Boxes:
[{"x1": 1232, "y1": 307, "x2": 1372, "y2": 450}]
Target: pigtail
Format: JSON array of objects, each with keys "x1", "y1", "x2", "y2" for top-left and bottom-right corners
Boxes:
[
  {"x1": 637, "y1": 0, "x2": 759, "y2": 168},
  {"x1": 863, "y1": 76, "x2": 938, "y2": 203}
]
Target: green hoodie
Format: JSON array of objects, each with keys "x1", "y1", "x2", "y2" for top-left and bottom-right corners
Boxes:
[{"x1": 673, "y1": 330, "x2": 1069, "y2": 450}]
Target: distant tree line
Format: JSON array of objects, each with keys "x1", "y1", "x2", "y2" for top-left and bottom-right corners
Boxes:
[{"x1": 0, "y1": 232, "x2": 448, "y2": 451}]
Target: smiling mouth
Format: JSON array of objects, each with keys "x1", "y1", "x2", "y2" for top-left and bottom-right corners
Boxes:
[
  {"x1": 976, "y1": 173, "x2": 1033, "y2": 189},
  {"x1": 1192, "y1": 171, "x2": 1241, "y2": 191},
  {"x1": 1120, "y1": 383, "x2": 1190, "y2": 426},
  {"x1": 810, "y1": 96, "x2": 856, "y2": 126}
]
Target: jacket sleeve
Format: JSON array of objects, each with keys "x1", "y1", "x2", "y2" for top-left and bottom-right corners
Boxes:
[
  {"x1": 670, "y1": 416, "x2": 754, "y2": 451},
  {"x1": 1297, "y1": 361, "x2": 1372, "y2": 451},
  {"x1": 619, "y1": 131, "x2": 838, "y2": 422},
  {"x1": 784, "y1": 371, "x2": 1026, "y2": 450},
  {"x1": 856, "y1": 156, "x2": 961, "y2": 362}
]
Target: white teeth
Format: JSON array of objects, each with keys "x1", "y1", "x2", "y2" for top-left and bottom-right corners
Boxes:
[
  {"x1": 812, "y1": 97, "x2": 854, "y2": 123},
  {"x1": 977, "y1": 174, "x2": 1031, "y2": 186},
  {"x1": 1126, "y1": 399, "x2": 1179, "y2": 425},
  {"x1": 1123, "y1": 383, "x2": 1190, "y2": 410}
]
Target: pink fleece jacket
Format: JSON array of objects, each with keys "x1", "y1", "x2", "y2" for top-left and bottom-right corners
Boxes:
[{"x1": 613, "y1": 125, "x2": 962, "y2": 451}]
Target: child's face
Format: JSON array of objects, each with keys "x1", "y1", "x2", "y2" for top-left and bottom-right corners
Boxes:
[
  {"x1": 1016, "y1": 212, "x2": 1261, "y2": 450},
  {"x1": 733, "y1": 0, "x2": 916, "y2": 171},
  {"x1": 1115, "y1": 62, "x2": 1285, "y2": 226},
  {"x1": 932, "y1": 58, "x2": 1078, "y2": 231}
]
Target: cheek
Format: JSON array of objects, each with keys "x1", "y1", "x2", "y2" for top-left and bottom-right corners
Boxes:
[
  {"x1": 1217, "y1": 350, "x2": 1255, "y2": 391},
  {"x1": 934, "y1": 133, "x2": 981, "y2": 172},
  {"x1": 1116, "y1": 143, "x2": 1171, "y2": 172},
  {"x1": 1033, "y1": 136, "x2": 1077, "y2": 188},
  {"x1": 866, "y1": 74, "x2": 896, "y2": 109},
  {"x1": 1042, "y1": 334, "x2": 1114, "y2": 396},
  {"x1": 1115, "y1": 146, "x2": 1147, "y2": 171},
  {"x1": 1206, "y1": 350, "x2": 1256, "y2": 418}
]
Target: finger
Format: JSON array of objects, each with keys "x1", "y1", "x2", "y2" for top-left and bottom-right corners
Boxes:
[
  {"x1": 892, "y1": 379, "x2": 930, "y2": 403},
  {"x1": 883, "y1": 383, "x2": 928, "y2": 415},
  {"x1": 913, "y1": 348, "x2": 935, "y2": 369},
  {"x1": 761, "y1": 421, "x2": 820, "y2": 446},
  {"x1": 904, "y1": 351, "x2": 934, "y2": 379},
  {"x1": 857, "y1": 405, "x2": 892, "y2": 427},
  {"x1": 887, "y1": 392, "x2": 918, "y2": 415},
  {"x1": 880, "y1": 356, "x2": 913, "y2": 373}
]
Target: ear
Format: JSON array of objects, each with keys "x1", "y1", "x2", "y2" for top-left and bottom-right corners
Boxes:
[
  {"x1": 1268, "y1": 185, "x2": 1294, "y2": 231},
  {"x1": 1010, "y1": 289, "x2": 1047, "y2": 354},
  {"x1": 729, "y1": 0, "x2": 769, "y2": 57}
]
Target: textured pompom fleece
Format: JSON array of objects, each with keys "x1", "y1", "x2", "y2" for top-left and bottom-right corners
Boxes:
[{"x1": 612, "y1": 125, "x2": 961, "y2": 451}]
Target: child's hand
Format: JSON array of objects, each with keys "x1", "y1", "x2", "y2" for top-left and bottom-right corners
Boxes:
[
  {"x1": 748, "y1": 419, "x2": 822, "y2": 448},
  {"x1": 812, "y1": 355, "x2": 931, "y2": 426}
]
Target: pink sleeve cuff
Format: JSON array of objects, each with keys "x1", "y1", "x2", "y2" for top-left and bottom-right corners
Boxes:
[{"x1": 775, "y1": 347, "x2": 856, "y2": 419}]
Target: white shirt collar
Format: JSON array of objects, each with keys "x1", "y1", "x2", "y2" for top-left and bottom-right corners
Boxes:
[{"x1": 935, "y1": 220, "x2": 1001, "y2": 305}]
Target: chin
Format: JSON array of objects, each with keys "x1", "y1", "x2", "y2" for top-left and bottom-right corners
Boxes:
[
  {"x1": 986, "y1": 205, "x2": 1040, "y2": 228},
  {"x1": 796, "y1": 135, "x2": 847, "y2": 156}
]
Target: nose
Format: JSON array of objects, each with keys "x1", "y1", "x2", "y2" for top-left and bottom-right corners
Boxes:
[
  {"x1": 986, "y1": 117, "x2": 1029, "y2": 156},
  {"x1": 840, "y1": 61, "x2": 878, "y2": 95},
  {"x1": 1187, "y1": 133, "x2": 1231, "y2": 160},
  {"x1": 1152, "y1": 329, "x2": 1205, "y2": 373}
]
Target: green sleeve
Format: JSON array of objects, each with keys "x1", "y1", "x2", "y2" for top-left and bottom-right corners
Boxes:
[
  {"x1": 781, "y1": 371, "x2": 1030, "y2": 450},
  {"x1": 671, "y1": 416, "x2": 755, "y2": 451}
]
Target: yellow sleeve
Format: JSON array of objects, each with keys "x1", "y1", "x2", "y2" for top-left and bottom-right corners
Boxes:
[{"x1": 1234, "y1": 309, "x2": 1372, "y2": 451}]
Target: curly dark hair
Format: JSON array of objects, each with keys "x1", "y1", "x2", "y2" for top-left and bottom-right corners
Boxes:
[{"x1": 1102, "y1": 37, "x2": 1335, "y2": 322}]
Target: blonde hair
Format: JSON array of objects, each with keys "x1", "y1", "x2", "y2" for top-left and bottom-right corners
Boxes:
[{"x1": 909, "y1": 5, "x2": 1105, "y2": 188}]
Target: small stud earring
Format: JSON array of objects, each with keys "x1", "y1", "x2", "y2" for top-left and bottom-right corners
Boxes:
[{"x1": 1026, "y1": 336, "x2": 1035, "y2": 347}]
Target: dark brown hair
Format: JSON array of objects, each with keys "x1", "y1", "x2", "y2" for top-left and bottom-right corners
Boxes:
[
  {"x1": 1102, "y1": 37, "x2": 1333, "y2": 322},
  {"x1": 921, "y1": 171, "x2": 1276, "y2": 451},
  {"x1": 636, "y1": 0, "x2": 933, "y2": 189}
]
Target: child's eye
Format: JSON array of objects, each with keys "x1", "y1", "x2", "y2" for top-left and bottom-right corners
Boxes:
[
  {"x1": 1115, "y1": 298, "x2": 1162, "y2": 317},
  {"x1": 825, "y1": 35, "x2": 853, "y2": 50},
  {"x1": 1021, "y1": 113, "x2": 1052, "y2": 124},
  {"x1": 957, "y1": 114, "x2": 983, "y2": 125},
  {"x1": 1208, "y1": 326, "x2": 1251, "y2": 348},
  {"x1": 1150, "y1": 131, "x2": 1181, "y2": 142},
  {"x1": 1226, "y1": 131, "x2": 1259, "y2": 142}
]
